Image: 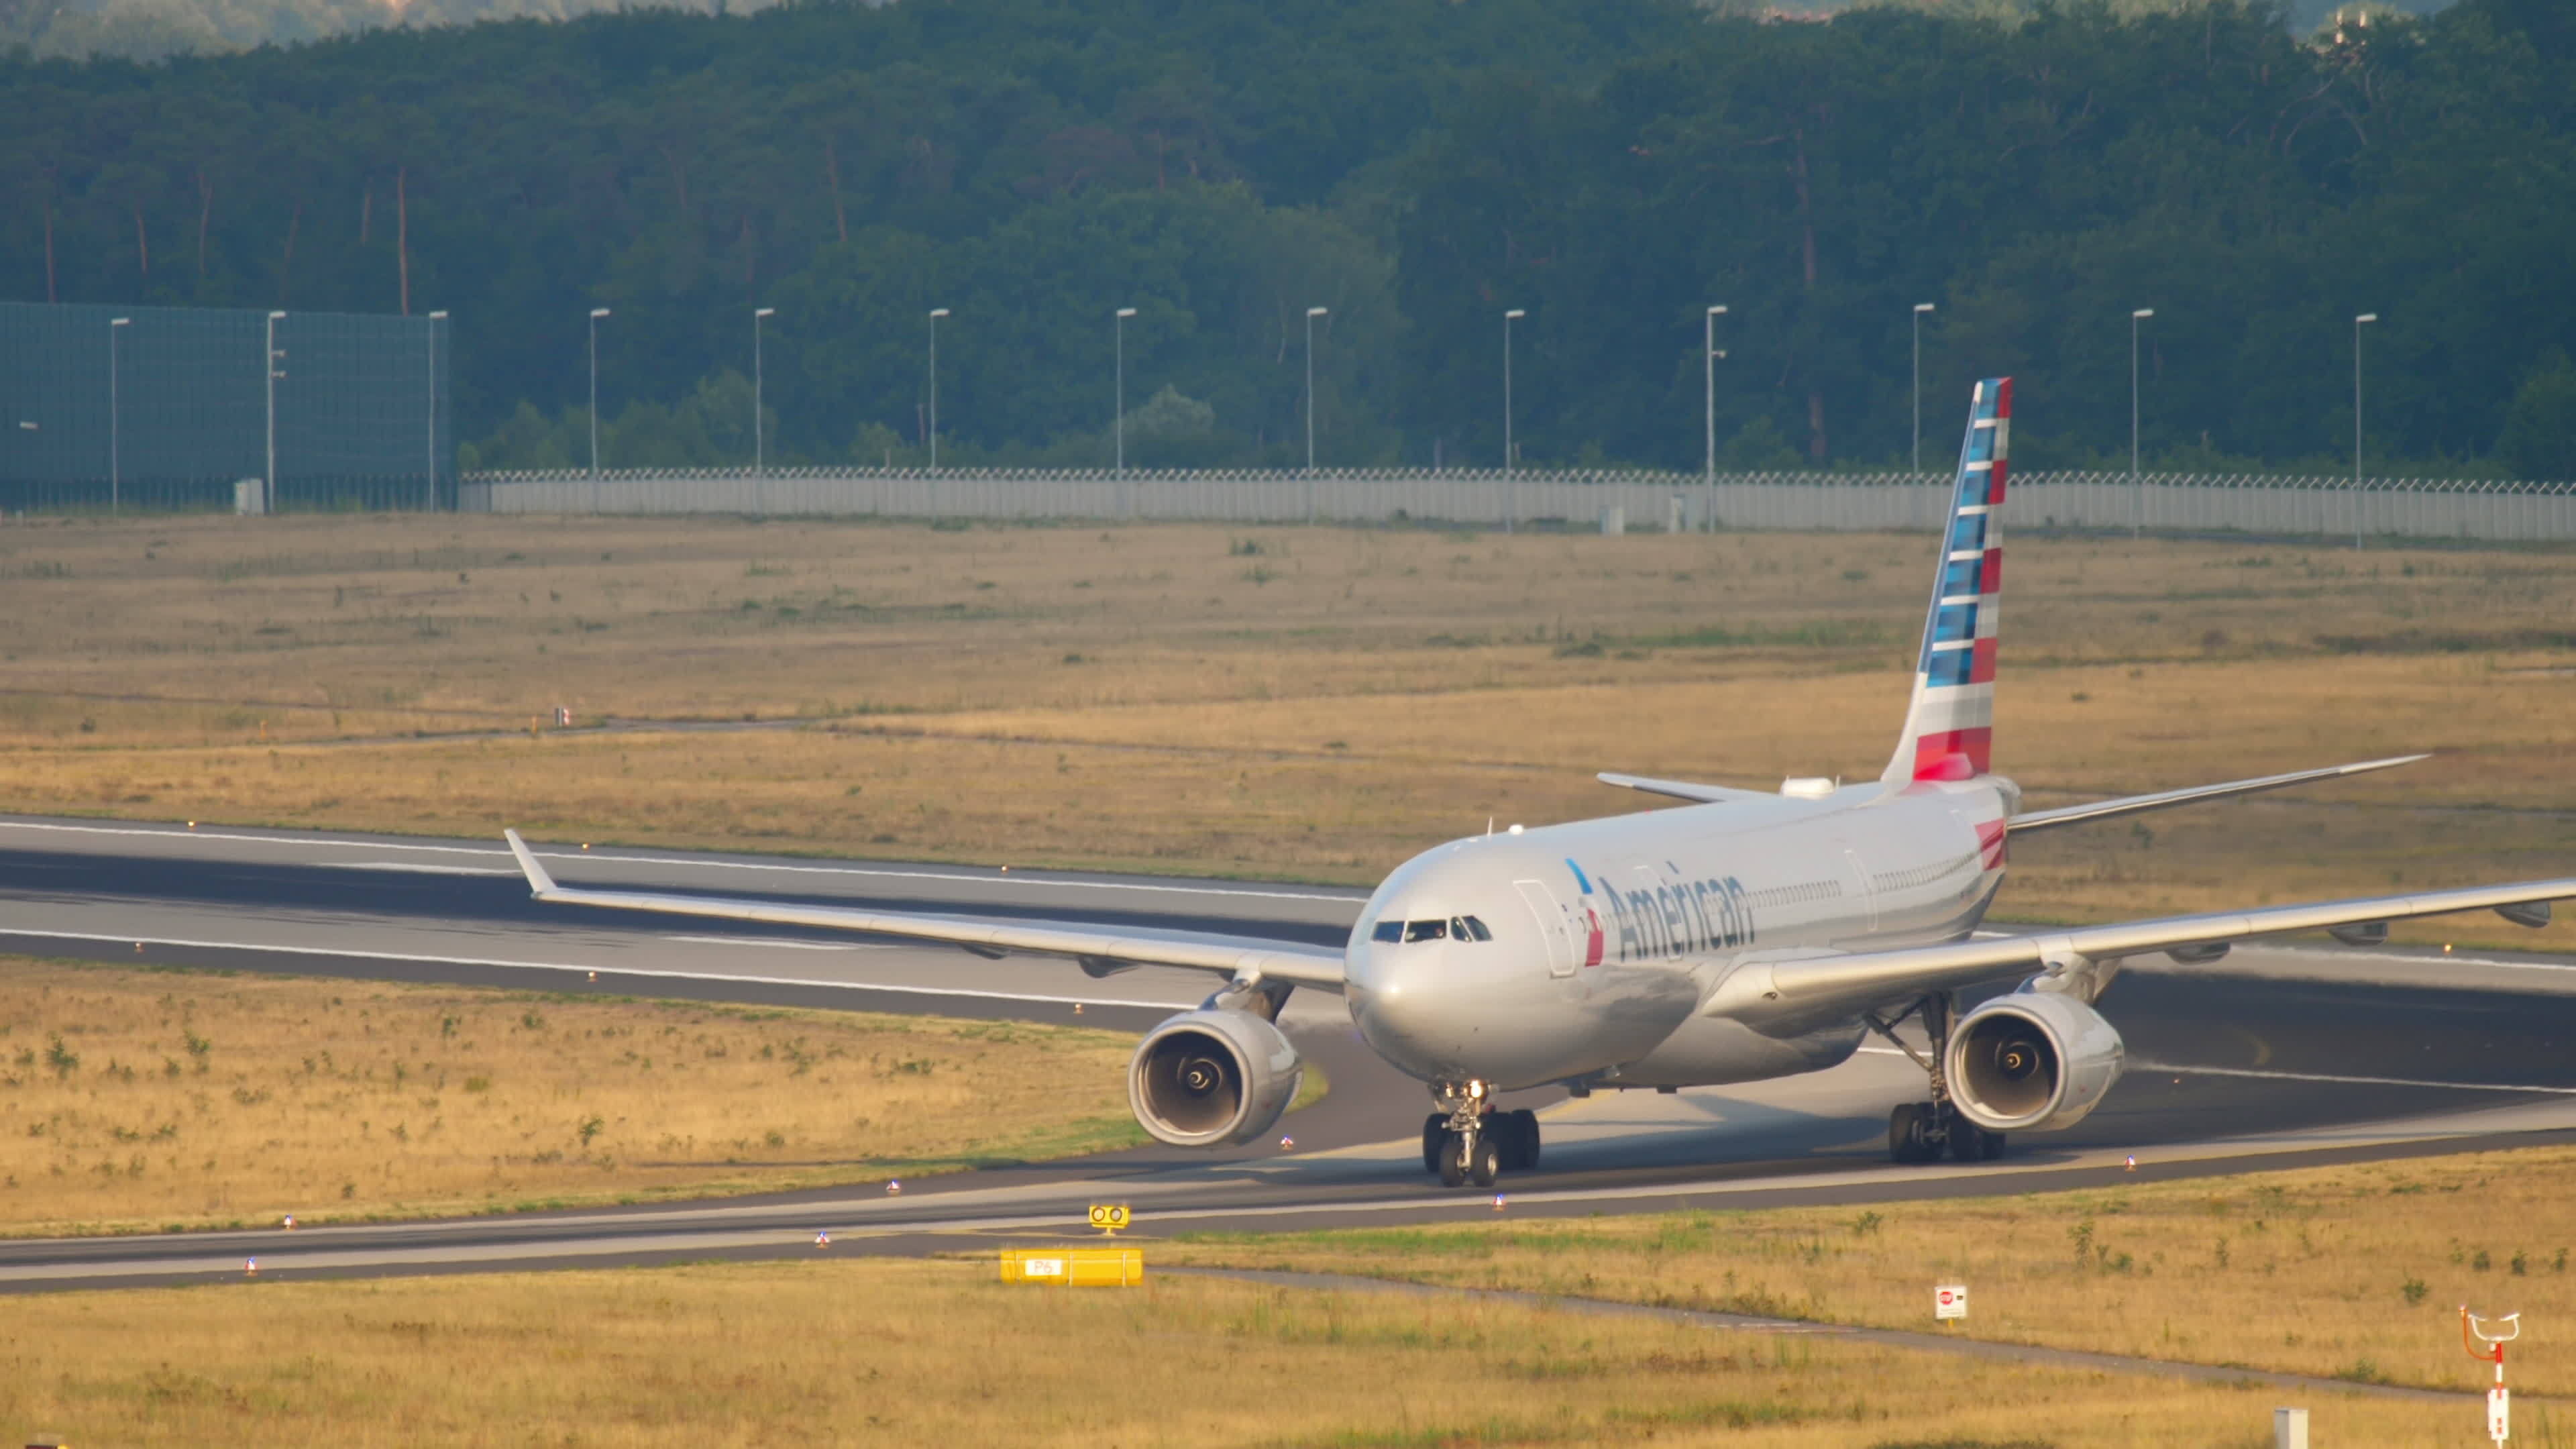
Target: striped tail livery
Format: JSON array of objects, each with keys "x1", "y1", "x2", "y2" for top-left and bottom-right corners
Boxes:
[{"x1": 1884, "y1": 375, "x2": 2009, "y2": 787}]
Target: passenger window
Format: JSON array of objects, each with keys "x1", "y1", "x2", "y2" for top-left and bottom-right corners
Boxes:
[
  {"x1": 1370, "y1": 920, "x2": 1403, "y2": 944},
  {"x1": 1403, "y1": 918, "x2": 1449, "y2": 943}
]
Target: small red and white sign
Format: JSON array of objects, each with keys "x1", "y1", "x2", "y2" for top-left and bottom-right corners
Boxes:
[{"x1": 1935, "y1": 1284, "x2": 1968, "y2": 1322}]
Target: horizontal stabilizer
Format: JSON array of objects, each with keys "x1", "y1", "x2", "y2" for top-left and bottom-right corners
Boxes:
[
  {"x1": 2006, "y1": 755, "x2": 2428, "y2": 834},
  {"x1": 1595, "y1": 773, "x2": 1774, "y2": 806}
]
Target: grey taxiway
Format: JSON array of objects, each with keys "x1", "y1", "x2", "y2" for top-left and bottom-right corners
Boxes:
[{"x1": 2, "y1": 814, "x2": 2573, "y2": 1292}]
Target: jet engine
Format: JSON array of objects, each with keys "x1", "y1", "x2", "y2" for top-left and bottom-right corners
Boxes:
[
  {"x1": 1127, "y1": 1009, "x2": 1303, "y2": 1148},
  {"x1": 1943, "y1": 991, "x2": 2125, "y2": 1134}
]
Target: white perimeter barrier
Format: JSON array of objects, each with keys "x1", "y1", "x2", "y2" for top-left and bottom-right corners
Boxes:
[{"x1": 457, "y1": 468, "x2": 2576, "y2": 543}]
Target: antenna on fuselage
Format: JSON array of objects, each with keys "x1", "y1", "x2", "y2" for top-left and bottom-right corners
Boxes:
[{"x1": 1487, "y1": 816, "x2": 1494, "y2": 837}]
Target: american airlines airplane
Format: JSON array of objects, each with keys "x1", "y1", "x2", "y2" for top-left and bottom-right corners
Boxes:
[{"x1": 502, "y1": 377, "x2": 2574, "y2": 1189}]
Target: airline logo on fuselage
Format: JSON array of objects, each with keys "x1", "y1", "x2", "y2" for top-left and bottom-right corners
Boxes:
[{"x1": 1568, "y1": 858, "x2": 1753, "y2": 965}]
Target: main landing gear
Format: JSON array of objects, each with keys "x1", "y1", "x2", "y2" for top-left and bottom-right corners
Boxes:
[
  {"x1": 1421, "y1": 1081, "x2": 1540, "y2": 1187},
  {"x1": 1866, "y1": 991, "x2": 2007, "y2": 1166}
]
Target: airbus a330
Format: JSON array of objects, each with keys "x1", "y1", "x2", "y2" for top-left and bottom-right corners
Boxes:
[{"x1": 504, "y1": 377, "x2": 2573, "y2": 1188}]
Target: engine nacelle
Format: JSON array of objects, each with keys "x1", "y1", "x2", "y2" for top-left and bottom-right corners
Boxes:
[
  {"x1": 1127, "y1": 1008, "x2": 1303, "y2": 1148},
  {"x1": 1943, "y1": 991, "x2": 2125, "y2": 1134}
]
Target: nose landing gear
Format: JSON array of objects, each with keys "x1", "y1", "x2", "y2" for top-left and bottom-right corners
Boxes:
[
  {"x1": 1421, "y1": 1083, "x2": 1542, "y2": 1188},
  {"x1": 1868, "y1": 992, "x2": 2007, "y2": 1167}
]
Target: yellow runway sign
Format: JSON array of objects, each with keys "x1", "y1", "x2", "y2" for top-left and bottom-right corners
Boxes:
[{"x1": 999, "y1": 1248, "x2": 1143, "y2": 1287}]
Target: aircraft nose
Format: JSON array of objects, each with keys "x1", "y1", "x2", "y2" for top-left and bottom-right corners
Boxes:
[{"x1": 1350, "y1": 949, "x2": 1460, "y2": 1074}]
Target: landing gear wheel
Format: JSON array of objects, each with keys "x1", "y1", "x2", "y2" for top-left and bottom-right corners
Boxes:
[
  {"x1": 1423, "y1": 1114, "x2": 1447, "y2": 1175},
  {"x1": 1948, "y1": 1119, "x2": 1993, "y2": 1163},
  {"x1": 1438, "y1": 1132, "x2": 1470, "y2": 1188},
  {"x1": 1501, "y1": 1109, "x2": 1540, "y2": 1171},
  {"x1": 1888, "y1": 1102, "x2": 1939, "y2": 1164},
  {"x1": 1468, "y1": 1133, "x2": 1501, "y2": 1188},
  {"x1": 1980, "y1": 1129, "x2": 2007, "y2": 1161}
]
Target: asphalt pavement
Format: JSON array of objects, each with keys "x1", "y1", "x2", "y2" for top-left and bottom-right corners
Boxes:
[{"x1": 3, "y1": 814, "x2": 2573, "y2": 1292}]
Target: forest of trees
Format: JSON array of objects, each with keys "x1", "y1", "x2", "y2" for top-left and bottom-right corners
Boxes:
[{"x1": 5, "y1": 0, "x2": 2572, "y2": 477}]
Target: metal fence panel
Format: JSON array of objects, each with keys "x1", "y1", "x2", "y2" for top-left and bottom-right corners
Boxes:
[
  {"x1": 0, "y1": 301, "x2": 450, "y2": 513},
  {"x1": 455, "y1": 466, "x2": 2576, "y2": 543}
]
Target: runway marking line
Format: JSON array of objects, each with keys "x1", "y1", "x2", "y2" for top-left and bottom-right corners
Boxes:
[
  {"x1": 323, "y1": 861, "x2": 520, "y2": 876},
  {"x1": 663, "y1": 934, "x2": 897, "y2": 952},
  {"x1": 0, "y1": 925, "x2": 1194, "y2": 1013},
  {"x1": 0, "y1": 818, "x2": 1361, "y2": 906},
  {"x1": 2131, "y1": 1061, "x2": 2576, "y2": 1095}
]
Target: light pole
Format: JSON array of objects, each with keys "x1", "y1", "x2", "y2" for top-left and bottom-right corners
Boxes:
[
  {"x1": 2130, "y1": 308, "x2": 2153, "y2": 539},
  {"x1": 1304, "y1": 305, "x2": 1328, "y2": 523},
  {"x1": 264, "y1": 309, "x2": 286, "y2": 514},
  {"x1": 587, "y1": 307, "x2": 610, "y2": 506},
  {"x1": 753, "y1": 307, "x2": 775, "y2": 511},
  {"x1": 927, "y1": 307, "x2": 949, "y2": 470},
  {"x1": 1704, "y1": 304, "x2": 1727, "y2": 533},
  {"x1": 1911, "y1": 303, "x2": 1935, "y2": 487},
  {"x1": 2353, "y1": 312, "x2": 2377, "y2": 550},
  {"x1": 425, "y1": 310, "x2": 447, "y2": 513},
  {"x1": 109, "y1": 316, "x2": 129, "y2": 514},
  {"x1": 1114, "y1": 307, "x2": 1137, "y2": 477},
  {"x1": 1502, "y1": 309, "x2": 1525, "y2": 534}
]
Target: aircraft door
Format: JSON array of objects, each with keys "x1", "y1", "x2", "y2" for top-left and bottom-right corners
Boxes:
[
  {"x1": 1841, "y1": 847, "x2": 1879, "y2": 933},
  {"x1": 1513, "y1": 879, "x2": 1578, "y2": 979}
]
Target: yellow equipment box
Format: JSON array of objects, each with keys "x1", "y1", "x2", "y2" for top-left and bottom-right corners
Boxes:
[{"x1": 999, "y1": 1247, "x2": 1144, "y2": 1287}]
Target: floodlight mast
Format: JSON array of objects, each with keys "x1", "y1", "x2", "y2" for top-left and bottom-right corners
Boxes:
[
  {"x1": 109, "y1": 317, "x2": 131, "y2": 514},
  {"x1": 927, "y1": 307, "x2": 950, "y2": 469},
  {"x1": 2353, "y1": 312, "x2": 2377, "y2": 550},
  {"x1": 426, "y1": 310, "x2": 448, "y2": 513},
  {"x1": 2130, "y1": 308, "x2": 2153, "y2": 539},
  {"x1": 753, "y1": 307, "x2": 775, "y2": 487},
  {"x1": 265, "y1": 310, "x2": 288, "y2": 512},
  {"x1": 1703, "y1": 304, "x2": 1726, "y2": 533}
]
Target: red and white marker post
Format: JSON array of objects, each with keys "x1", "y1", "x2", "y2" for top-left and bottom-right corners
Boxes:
[{"x1": 2464, "y1": 1305, "x2": 2522, "y2": 1444}]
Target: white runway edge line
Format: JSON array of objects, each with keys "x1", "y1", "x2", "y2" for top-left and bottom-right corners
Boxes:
[
  {"x1": 0, "y1": 926, "x2": 1195, "y2": 1013},
  {"x1": 2130, "y1": 1061, "x2": 2576, "y2": 1095},
  {"x1": 324, "y1": 862, "x2": 521, "y2": 876},
  {"x1": 0, "y1": 818, "x2": 1361, "y2": 905},
  {"x1": 663, "y1": 934, "x2": 896, "y2": 952}
]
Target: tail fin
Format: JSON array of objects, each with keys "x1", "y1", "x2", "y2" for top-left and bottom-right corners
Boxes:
[{"x1": 1882, "y1": 376, "x2": 2010, "y2": 786}]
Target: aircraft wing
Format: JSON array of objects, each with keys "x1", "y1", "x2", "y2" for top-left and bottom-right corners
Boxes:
[
  {"x1": 2007, "y1": 754, "x2": 2426, "y2": 833},
  {"x1": 502, "y1": 831, "x2": 1346, "y2": 992},
  {"x1": 1702, "y1": 873, "x2": 2575, "y2": 1026},
  {"x1": 1596, "y1": 772, "x2": 1776, "y2": 805}
]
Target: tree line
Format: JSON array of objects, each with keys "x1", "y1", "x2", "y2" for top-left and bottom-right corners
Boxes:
[{"x1": 5, "y1": 0, "x2": 2571, "y2": 478}]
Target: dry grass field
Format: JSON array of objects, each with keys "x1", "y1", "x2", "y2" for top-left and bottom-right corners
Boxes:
[
  {"x1": 0, "y1": 957, "x2": 1142, "y2": 1236},
  {"x1": 1164, "y1": 1142, "x2": 2576, "y2": 1399},
  {"x1": 0, "y1": 1256, "x2": 2493, "y2": 1447},
  {"x1": 0, "y1": 513, "x2": 2569, "y2": 945}
]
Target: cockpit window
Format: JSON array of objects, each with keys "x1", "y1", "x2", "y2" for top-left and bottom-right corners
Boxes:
[{"x1": 1373, "y1": 915, "x2": 1493, "y2": 945}]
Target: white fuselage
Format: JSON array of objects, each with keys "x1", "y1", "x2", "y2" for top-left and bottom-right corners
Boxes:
[{"x1": 1342, "y1": 778, "x2": 2011, "y2": 1091}]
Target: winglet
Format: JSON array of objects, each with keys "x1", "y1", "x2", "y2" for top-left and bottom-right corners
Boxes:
[{"x1": 502, "y1": 829, "x2": 557, "y2": 896}]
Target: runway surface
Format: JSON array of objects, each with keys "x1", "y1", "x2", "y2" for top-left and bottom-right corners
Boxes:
[{"x1": 4, "y1": 813, "x2": 2575, "y2": 1292}]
